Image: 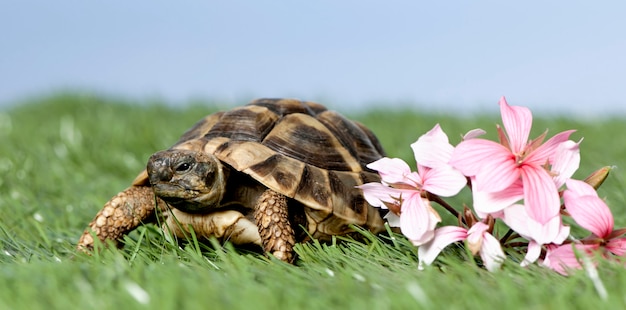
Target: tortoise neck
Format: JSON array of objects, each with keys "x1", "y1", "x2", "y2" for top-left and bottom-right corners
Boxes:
[{"x1": 219, "y1": 166, "x2": 267, "y2": 210}]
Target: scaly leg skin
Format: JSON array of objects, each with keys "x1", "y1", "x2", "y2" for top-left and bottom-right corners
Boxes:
[
  {"x1": 254, "y1": 189, "x2": 296, "y2": 263},
  {"x1": 77, "y1": 186, "x2": 164, "y2": 252},
  {"x1": 162, "y1": 208, "x2": 262, "y2": 246}
]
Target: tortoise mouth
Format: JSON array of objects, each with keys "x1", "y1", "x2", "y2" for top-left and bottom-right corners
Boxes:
[
  {"x1": 153, "y1": 182, "x2": 229, "y2": 214},
  {"x1": 153, "y1": 183, "x2": 207, "y2": 213},
  {"x1": 153, "y1": 182, "x2": 200, "y2": 199}
]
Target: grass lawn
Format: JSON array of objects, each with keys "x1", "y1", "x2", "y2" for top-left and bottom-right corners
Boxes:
[{"x1": 2, "y1": 94, "x2": 626, "y2": 309}]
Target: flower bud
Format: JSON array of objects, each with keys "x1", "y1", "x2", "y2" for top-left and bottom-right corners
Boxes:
[{"x1": 583, "y1": 166, "x2": 612, "y2": 190}]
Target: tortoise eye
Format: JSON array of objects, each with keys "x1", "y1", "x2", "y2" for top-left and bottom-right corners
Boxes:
[{"x1": 175, "y1": 162, "x2": 192, "y2": 172}]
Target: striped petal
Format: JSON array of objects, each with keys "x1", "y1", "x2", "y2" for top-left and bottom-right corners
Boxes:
[
  {"x1": 450, "y1": 139, "x2": 518, "y2": 192},
  {"x1": 418, "y1": 226, "x2": 467, "y2": 267},
  {"x1": 421, "y1": 164, "x2": 467, "y2": 197},
  {"x1": 358, "y1": 182, "x2": 401, "y2": 209},
  {"x1": 550, "y1": 140, "x2": 580, "y2": 188},
  {"x1": 606, "y1": 238, "x2": 626, "y2": 256},
  {"x1": 399, "y1": 194, "x2": 440, "y2": 246},
  {"x1": 367, "y1": 157, "x2": 415, "y2": 186},
  {"x1": 521, "y1": 165, "x2": 561, "y2": 224},
  {"x1": 480, "y1": 232, "x2": 506, "y2": 272},
  {"x1": 525, "y1": 130, "x2": 576, "y2": 167},
  {"x1": 502, "y1": 204, "x2": 569, "y2": 245},
  {"x1": 544, "y1": 244, "x2": 598, "y2": 275},
  {"x1": 498, "y1": 97, "x2": 532, "y2": 154},
  {"x1": 411, "y1": 124, "x2": 454, "y2": 169},
  {"x1": 563, "y1": 179, "x2": 613, "y2": 238},
  {"x1": 472, "y1": 179, "x2": 523, "y2": 215}
]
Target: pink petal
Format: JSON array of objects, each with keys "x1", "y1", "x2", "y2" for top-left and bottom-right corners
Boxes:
[
  {"x1": 565, "y1": 178, "x2": 599, "y2": 197},
  {"x1": 472, "y1": 180, "x2": 523, "y2": 215},
  {"x1": 563, "y1": 180, "x2": 613, "y2": 238},
  {"x1": 383, "y1": 212, "x2": 400, "y2": 227},
  {"x1": 357, "y1": 182, "x2": 402, "y2": 208},
  {"x1": 462, "y1": 128, "x2": 487, "y2": 140},
  {"x1": 498, "y1": 97, "x2": 533, "y2": 155},
  {"x1": 522, "y1": 241, "x2": 542, "y2": 267},
  {"x1": 421, "y1": 164, "x2": 467, "y2": 197},
  {"x1": 544, "y1": 244, "x2": 598, "y2": 275},
  {"x1": 473, "y1": 153, "x2": 520, "y2": 193},
  {"x1": 450, "y1": 139, "x2": 508, "y2": 177},
  {"x1": 400, "y1": 194, "x2": 440, "y2": 245},
  {"x1": 411, "y1": 124, "x2": 455, "y2": 169},
  {"x1": 480, "y1": 232, "x2": 506, "y2": 272},
  {"x1": 450, "y1": 139, "x2": 519, "y2": 192},
  {"x1": 520, "y1": 165, "x2": 561, "y2": 224},
  {"x1": 550, "y1": 140, "x2": 580, "y2": 188},
  {"x1": 502, "y1": 204, "x2": 570, "y2": 245},
  {"x1": 525, "y1": 130, "x2": 576, "y2": 166},
  {"x1": 568, "y1": 197, "x2": 613, "y2": 238},
  {"x1": 417, "y1": 226, "x2": 467, "y2": 266},
  {"x1": 475, "y1": 209, "x2": 504, "y2": 221},
  {"x1": 467, "y1": 222, "x2": 489, "y2": 243},
  {"x1": 367, "y1": 157, "x2": 414, "y2": 185},
  {"x1": 606, "y1": 238, "x2": 626, "y2": 256}
]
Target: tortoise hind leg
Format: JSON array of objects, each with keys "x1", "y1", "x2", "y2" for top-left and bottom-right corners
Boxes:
[
  {"x1": 254, "y1": 189, "x2": 296, "y2": 263},
  {"x1": 77, "y1": 186, "x2": 165, "y2": 251}
]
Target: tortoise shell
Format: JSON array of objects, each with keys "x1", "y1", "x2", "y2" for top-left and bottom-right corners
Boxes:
[{"x1": 135, "y1": 98, "x2": 387, "y2": 240}]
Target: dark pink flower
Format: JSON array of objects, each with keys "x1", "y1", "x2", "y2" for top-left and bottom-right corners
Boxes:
[{"x1": 544, "y1": 179, "x2": 626, "y2": 274}]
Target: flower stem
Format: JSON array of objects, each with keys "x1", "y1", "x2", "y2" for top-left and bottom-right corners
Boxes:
[
  {"x1": 427, "y1": 193, "x2": 459, "y2": 218},
  {"x1": 500, "y1": 229, "x2": 515, "y2": 244}
]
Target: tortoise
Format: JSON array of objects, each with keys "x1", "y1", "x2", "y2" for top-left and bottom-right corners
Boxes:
[{"x1": 77, "y1": 98, "x2": 387, "y2": 262}]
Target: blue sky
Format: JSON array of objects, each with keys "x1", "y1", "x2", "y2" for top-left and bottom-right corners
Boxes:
[{"x1": 2, "y1": 1, "x2": 625, "y2": 115}]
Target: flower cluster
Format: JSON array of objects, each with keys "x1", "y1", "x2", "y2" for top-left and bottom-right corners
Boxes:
[{"x1": 359, "y1": 97, "x2": 626, "y2": 274}]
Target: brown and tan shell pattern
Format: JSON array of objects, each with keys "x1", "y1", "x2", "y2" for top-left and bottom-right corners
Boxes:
[{"x1": 139, "y1": 98, "x2": 387, "y2": 240}]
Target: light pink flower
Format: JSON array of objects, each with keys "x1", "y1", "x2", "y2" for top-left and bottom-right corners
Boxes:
[
  {"x1": 544, "y1": 179, "x2": 626, "y2": 274},
  {"x1": 418, "y1": 222, "x2": 505, "y2": 272},
  {"x1": 360, "y1": 124, "x2": 466, "y2": 246},
  {"x1": 450, "y1": 97, "x2": 576, "y2": 224}
]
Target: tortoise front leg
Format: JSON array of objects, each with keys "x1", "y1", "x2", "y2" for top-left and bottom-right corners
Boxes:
[
  {"x1": 77, "y1": 186, "x2": 165, "y2": 251},
  {"x1": 254, "y1": 189, "x2": 296, "y2": 263}
]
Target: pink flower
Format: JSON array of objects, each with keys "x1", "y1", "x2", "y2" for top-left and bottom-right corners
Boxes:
[
  {"x1": 474, "y1": 139, "x2": 579, "y2": 264},
  {"x1": 450, "y1": 97, "x2": 576, "y2": 224},
  {"x1": 545, "y1": 179, "x2": 626, "y2": 274},
  {"x1": 563, "y1": 179, "x2": 616, "y2": 240},
  {"x1": 418, "y1": 222, "x2": 505, "y2": 272},
  {"x1": 360, "y1": 124, "x2": 466, "y2": 246}
]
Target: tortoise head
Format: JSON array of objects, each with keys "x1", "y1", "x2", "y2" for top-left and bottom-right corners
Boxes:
[{"x1": 147, "y1": 149, "x2": 227, "y2": 213}]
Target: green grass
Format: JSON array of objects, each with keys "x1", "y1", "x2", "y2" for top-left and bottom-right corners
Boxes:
[{"x1": 2, "y1": 93, "x2": 626, "y2": 309}]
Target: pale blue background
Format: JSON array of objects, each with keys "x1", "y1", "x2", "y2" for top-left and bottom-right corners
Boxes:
[{"x1": 2, "y1": 1, "x2": 625, "y2": 115}]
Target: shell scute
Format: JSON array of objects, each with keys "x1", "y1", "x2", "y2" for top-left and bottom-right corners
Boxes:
[
  {"x1": 175, "y1": 112, "x2": 224, "y2": 146},
  {"x1": 245, "y1": 154, "x2": 305, "y2": 198},
  {"x1": 205, "y1": 105, "x2": 278, "y2": 142},
  {"x1": 293, "y1": 165, "x2": 332, "y2": 211},
  {"x1": 262, "y1": 113, "x2": 361, "y2": 172},
  {"x1": 250, "y1": 98, "x2": 326, "y2": 116},
  {"x1": 316, "y1": 110, "x2": 386, "y2": 165}
]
